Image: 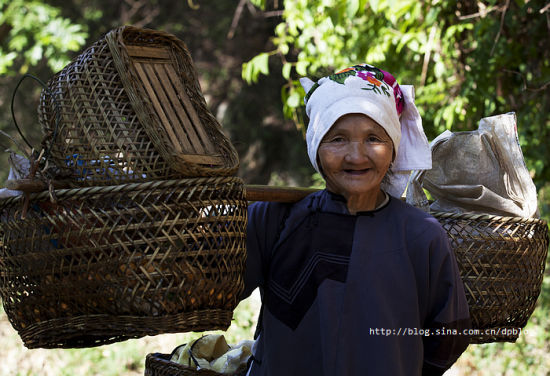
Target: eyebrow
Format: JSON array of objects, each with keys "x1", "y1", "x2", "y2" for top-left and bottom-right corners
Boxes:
[{"x1": 326, "y1": 126, "x2": 389, "y2": 138}]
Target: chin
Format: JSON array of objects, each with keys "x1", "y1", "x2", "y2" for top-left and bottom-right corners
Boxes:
[{"x1": 336, "y1": 185, "x2": 379, "y2": 198}]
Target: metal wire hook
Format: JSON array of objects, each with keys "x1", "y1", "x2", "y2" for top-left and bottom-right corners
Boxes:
[{"x1": 9, "y1": 73, "x2": 61, "y2": 162}]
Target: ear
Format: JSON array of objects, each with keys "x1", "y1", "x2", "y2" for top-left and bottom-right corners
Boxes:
[{"x1": 299, "y1": 77, "x2": 316, "y2": 93}]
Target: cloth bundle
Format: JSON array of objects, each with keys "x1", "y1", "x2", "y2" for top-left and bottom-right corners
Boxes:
[
  {"x1": 170, "y1": 334, "x2": 254, "y2": 374},
  {"x1": 407, "y1": 112, "x2": 538, "y2": 218}
]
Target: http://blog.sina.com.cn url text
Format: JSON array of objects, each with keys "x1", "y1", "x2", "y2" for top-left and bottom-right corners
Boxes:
[{"x1": 368, "y1": 327, "x2": 525, "y2": 337}]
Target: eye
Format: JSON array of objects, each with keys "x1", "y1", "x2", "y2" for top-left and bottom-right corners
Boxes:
[
  {"x1": 322, "y1": 135, "x2": 346, "y2": 144},
  {"x1": 366, "y1": 135, "x2": 383, "y2": 143},
  {"x1": 330, "y1": 136, "x2": 346, "y2": 143}
]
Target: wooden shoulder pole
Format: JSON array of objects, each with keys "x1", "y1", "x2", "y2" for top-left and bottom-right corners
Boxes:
[
  {"x1": 5, "y1": 179, "x2": 320, "y2": 203},
  {"x1": 5, "y1": 179, "x2": 69, "y2": 192},
  {"x1": 245, "y1": 185, "x2": 319, "y2": 203}
]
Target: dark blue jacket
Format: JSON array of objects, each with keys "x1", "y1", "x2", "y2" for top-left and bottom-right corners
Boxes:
[{"x1": 243, "y1": 190, "x2": 470, "y2": 376}]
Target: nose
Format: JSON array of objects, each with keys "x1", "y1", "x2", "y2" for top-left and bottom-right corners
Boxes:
[{"x1": 343, "y1": 141, "x2": 368, "y2": 163}]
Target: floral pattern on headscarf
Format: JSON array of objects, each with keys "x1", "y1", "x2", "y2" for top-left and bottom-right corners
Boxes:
[{"x1": 305, "y1": 64, "x2": 405, "y2": 117}]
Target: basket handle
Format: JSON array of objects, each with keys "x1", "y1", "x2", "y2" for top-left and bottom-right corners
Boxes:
[{"x1": 7, "y1": 74, "x2": 61, "y2": 163}]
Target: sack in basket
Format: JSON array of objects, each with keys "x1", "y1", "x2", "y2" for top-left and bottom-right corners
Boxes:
[{"x1": 407, "y1": 112, "x2": 538, "y2": 218}]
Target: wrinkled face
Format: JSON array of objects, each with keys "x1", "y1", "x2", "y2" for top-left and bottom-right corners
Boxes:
[{"x1": 317, "y1": 113, "x2": 393, "y2": 200}]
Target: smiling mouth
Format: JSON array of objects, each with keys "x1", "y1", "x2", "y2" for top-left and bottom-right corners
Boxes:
[{"x1": 344, "y1": 168, "x2": 370, "y2": 175}]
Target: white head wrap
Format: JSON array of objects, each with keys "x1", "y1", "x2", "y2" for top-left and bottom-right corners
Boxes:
[{"x1": 300, "y1": 64, "x2": 432, "y2": 197}]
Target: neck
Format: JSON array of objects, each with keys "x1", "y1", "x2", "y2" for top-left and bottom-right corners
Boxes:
[{"x1": 342, "y1": 189, "x2": 386, "y2": 215}]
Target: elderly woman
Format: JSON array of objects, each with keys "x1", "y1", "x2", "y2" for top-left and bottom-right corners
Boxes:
[{"x1": 242, "y1": 64, "x2": 470, "y2": 376}]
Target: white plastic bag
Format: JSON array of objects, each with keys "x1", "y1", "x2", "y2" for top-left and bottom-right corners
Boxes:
[{"x1": 0, "y1": 152, "x2": 30, "y2": 198}]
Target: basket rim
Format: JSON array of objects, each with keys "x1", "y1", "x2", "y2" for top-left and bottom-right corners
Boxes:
[
  {"x1": 16, "y1": 309, "x2": 234, "y2": 349},
  {"x1": 0, "y1": 176, "x2": 244, "y2": 206},
  {"x1": 146, "y1": 352, "x2": 200, "y2": 371},
  {"x1": 430, "y1": 210, "x2": 548, "y2": 226}
]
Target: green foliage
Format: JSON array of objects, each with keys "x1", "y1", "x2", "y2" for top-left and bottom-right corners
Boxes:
[
  {"x1": 249, "y1": 0, "x2": 267, "y2": 10},
  {"x1": 244, "y1": 0, "x2": 550, "y2": 188},
  {"x1": 0, "y1": 0, "x2": 87, "y2": 74},
  {"x1": 310, "y1": 172, "x2": 326, "y2": 189},
  {"x1": 242, "y1": 52, "x2": 271, "y2": 83}
]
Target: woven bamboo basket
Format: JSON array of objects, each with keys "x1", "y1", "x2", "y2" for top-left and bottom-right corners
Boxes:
[
  {"x1": 145, "y1": 353, "x2": 246, "y2": 376},
  {"x1": 0, "y1": 177, "x2": 247, "y2": 349},
  {"x1": 433, "y1": 211, "x2": 549, "y2": 343},
  {"x1": 37, "y1": 25, "x2": 239, "y2": 186},
  {"x1": 145, "y1": 339, "x2": 248, "y2": 376}
]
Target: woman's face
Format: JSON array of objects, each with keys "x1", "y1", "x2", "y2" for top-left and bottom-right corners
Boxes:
[{"x1": 318, "y1": 113, "x2": 393, "y2": 201}]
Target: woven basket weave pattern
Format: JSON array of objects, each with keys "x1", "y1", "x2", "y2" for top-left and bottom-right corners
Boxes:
[
  {"x1": 434, "y1": 212, "x2": 548, "y2": 343},
  {"x1": 0, "y1": 177, "x2": 247, "y2": 348},
  {"x1": 38, "y1": 35, "x2": 175, "y2": 184}
]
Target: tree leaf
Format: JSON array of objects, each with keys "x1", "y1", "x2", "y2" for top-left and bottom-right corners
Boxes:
[
  {"x1": 282, "y1": 63, "x2": 292, "y2": 80},
  {"x1": 347, "y1": 0, "x2": 360, "y2": 18},
  {"x1": 242, "y1": 53, "x2": 270, "y2": 83},
  {"x1": 286, "y1": 90, "x2": 301, "y2": 108},
  {"x1": 256, "y1": 52, "x2": 270, "y2": 75},
  {"x1": 295, "y1": 60, "x2": 308, "y2": 75}
]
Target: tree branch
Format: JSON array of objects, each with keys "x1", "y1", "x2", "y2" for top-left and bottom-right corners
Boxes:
[
  {"x1": 264, "y1": 10, "x2": 284, "y2": 17},
  {"x1": 120, "y1": 0, "x2": 144, "y2": 25},
  {"x1": 0, "y1": 23, "x2": 12, "y2": 45},
  {"x1": 246, "y1": 0, "x2": 258, "y2": 15},
  {"x1": 132, "y1": 7, "x2": 160, "y2": 28},
  {"x1": 458, "y1": 4, "x2": 506, "y2": 20},
  {"x1": 120, "y1": 0, "x2": 159, "y2": 29},
  {"x1": 420, "y1": 25, "x2": 437, "y2": 87},
  {"x1": 502, "y1": 68, "x2": 550, "y2": 92},
  {"x1": 227, "y1": 0, "x2": 248, "y2": 39},
  {"x1": 490, "y1": 0, "x2": 510, "y2": 56}
]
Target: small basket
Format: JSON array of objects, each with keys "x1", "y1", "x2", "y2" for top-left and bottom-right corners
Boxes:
[
  {"x1": 38, "y1": 26, "x2": 239, "y2": 185},
  {"x1": 145, "y1": 335, "x2": 249, "y2": 376},
  {"x1": 433, "y1": 211, "x2": 549, "y2": 343},
  {"x1": 0, "y1": 177, "x2": 247, "y2": 348},
  {"x1": 145, "y1": 353, "x2": 237, "y2": 376}
]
